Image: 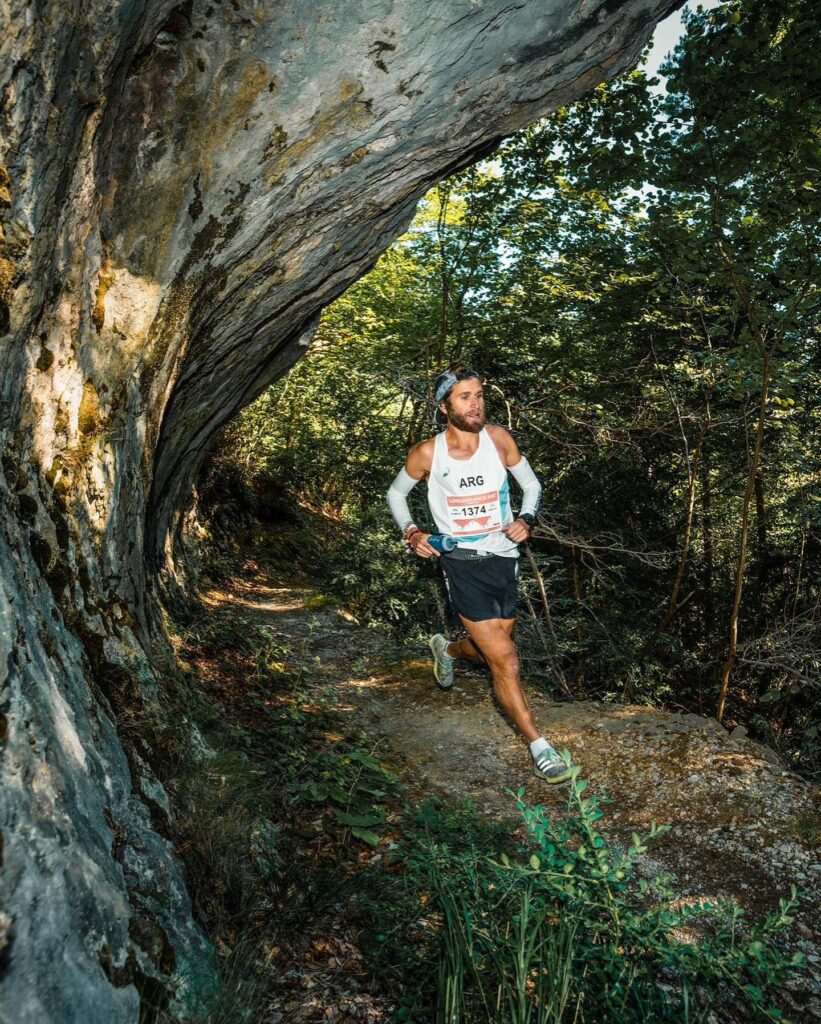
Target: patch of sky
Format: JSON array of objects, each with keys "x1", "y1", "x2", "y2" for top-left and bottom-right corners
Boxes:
[{"x1": 646, "y1": 1, "x2": 722, "y2": 91}]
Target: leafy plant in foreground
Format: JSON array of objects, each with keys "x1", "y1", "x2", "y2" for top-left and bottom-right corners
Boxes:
[{"x1": 399, "y1": 766, "x2": 804, "y2": 1023}]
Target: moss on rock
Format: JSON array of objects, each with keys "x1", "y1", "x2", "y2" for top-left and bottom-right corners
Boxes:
[{"x1": 78, "y1": 380, "x2": 102, "y2": 436}]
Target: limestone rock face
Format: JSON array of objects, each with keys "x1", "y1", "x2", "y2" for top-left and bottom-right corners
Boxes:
[{"x1": 0, "y1": 0, "x2": 679, "y2": 1019}]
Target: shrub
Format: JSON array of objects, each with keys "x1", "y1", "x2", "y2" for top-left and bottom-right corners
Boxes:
[{"x1": 399, "y1": 765, "x2": 804, "y2": 1023}]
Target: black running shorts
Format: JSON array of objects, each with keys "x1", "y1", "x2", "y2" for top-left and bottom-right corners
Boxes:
[{"x1": 439, "y1": 552, "x2": 519, "y2": 622}]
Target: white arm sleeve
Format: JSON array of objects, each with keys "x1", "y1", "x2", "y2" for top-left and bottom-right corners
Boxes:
[
  {"x1": 386, "y1": 468, "x2": 421, "y2": 535},
  {"x1": 508, "y1": 456, "x2": 542, "y2": 519}
]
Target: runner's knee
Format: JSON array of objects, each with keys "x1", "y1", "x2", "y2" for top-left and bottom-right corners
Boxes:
[{"x1": 484, "y1": 641, "x2": 519, "y2": 672}]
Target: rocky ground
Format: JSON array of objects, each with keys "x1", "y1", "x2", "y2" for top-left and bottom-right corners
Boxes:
[{"x1": 202, "y1": 563, "x2": 821, "y2": 1022}]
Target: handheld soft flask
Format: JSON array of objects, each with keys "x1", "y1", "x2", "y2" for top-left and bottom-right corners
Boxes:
[{"x1": 428, "y1": 533, "x2": 457, "y2": 554}]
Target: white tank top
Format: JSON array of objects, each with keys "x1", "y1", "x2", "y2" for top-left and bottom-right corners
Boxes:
[{"x1": 427, "y1": 428, "x2": 518, "y2": 557}]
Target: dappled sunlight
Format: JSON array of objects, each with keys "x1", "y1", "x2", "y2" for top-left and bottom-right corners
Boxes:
[
  {"x1": 22, "y1": 252, "x2": 166, "y2": 561},
  {"x1": 337, "y1": 675, "x2": 394, "y2": 691},
  {"x1": 201, "y1": 584, "x2": 311, "y2": 616},
  {"x1": 187, "y1": 559, "x2": 818, "y2": 933}
]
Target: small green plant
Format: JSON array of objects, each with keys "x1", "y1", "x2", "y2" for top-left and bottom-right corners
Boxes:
[
  {"x1": 292, "y1": 743, "x2": 398, "y2": 847},
  {"x1": 253, "y1": 630, "x2": 290, "y2": 679},
  {"x1": 182, "y1": 610, "x2": 269, "y2": 658},
  {"x1": 201, "y1": 932, "x2": 271, "y2": 1024}
]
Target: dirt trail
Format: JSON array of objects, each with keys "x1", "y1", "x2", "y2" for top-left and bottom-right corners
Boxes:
[{"x1": 205, "y1": 564, "x2": 821, "y2": 1021}]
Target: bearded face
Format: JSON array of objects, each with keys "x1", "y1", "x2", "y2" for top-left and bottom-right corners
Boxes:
[
  {"x1": 446, "y1": 403, "x2": 485, "y2": 432},
  {"x1": 442, "y1": 379, "x2": 485, "y2": 433}
]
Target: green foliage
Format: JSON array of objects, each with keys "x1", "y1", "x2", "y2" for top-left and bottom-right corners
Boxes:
[
  {"x1": 392, "y1": 769, "x2": 804, "y2": 1023},
  {"x1": 182, "y1": 609, "x2": 280, "y2": 660},
  {"x1": 291, "y1": 738, "x2": 398, "y2": 849},
  {"x1": 324, "y1": 509, "x2": 444, "y2": 631}
]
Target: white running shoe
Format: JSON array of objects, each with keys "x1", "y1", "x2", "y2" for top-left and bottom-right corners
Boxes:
[
  {"x1": 428, "y1": 633, "x2": 455, "y2": 690},
  {"x1": 533, "y1": 743, "x2": 572, "y2": 784}
]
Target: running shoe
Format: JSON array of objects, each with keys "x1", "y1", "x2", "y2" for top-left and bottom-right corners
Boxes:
[
  {"x1": 428, "y1": 633, "x2": 455, "y2": 690},
  {"x1": 533, "y1": 743, "x2": 572, "y2": 784}
]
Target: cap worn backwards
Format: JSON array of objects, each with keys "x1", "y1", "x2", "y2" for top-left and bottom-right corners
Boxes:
[
  {"x1": 434, "y1": 372, "x2": 459, "y2": 405},
  {"x1": 433, "y1": 367, "x2": 481, "y2": 406}
]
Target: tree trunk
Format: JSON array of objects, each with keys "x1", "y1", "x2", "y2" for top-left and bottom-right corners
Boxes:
[
  {"x1": 406, "y1": 397, "x2": 425, "y2": 448},
  {"x1": 754, "y1": 465, "x2": 768, "y2": 596},
  {"x1": 436, "y1": 186, "x2": 452, "y2": 366},
  {"x1": 700, "y1": 432, "x2": 716, "y2": 637},
  {"x1": 522, "y1": 542, "x2": 571, "y2": 696},
  {"x1": 0, "y1": 2, "x2": 679, "y2": 1019},
  {"x1": 717, "y1": 353, "x2": 772, "y2": 722},
  {"x1": 699, "y1": 428, "x2": 717, "y2": 710},
  {"x1": 641, "y1": 429, "x2": 704, "y2": 664},
  {"x1": 567, "y1": 521, "x2": 588, "y2": 695}
]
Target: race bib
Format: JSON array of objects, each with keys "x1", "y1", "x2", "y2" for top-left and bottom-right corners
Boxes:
[{"x1": 446, "y1": 490, "x2": 503, "y2": 537}]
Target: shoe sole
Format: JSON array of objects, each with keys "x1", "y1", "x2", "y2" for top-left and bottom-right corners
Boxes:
[
  {"x1": 533, "y1": 765, "x2": 573, "y2": 785},
  {"x1": 428, "y1": 636, "x2": 453, "y2": 690}
]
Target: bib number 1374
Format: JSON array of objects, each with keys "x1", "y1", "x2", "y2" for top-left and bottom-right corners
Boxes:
[{"x1": 446, "y1": 489, "x2": 502, "y2": 536}]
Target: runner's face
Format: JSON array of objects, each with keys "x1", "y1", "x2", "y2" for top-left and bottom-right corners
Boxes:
[{"x1": 441, "y1": 379, "x2": 485, "y2": 433}]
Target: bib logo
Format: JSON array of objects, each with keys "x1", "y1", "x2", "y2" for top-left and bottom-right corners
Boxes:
[{"x1": 459, "y1": 475, "x2": 484, "y2": 488}]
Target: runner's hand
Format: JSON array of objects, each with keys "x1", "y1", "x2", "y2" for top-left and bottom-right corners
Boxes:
[
  {"x1": 503, "y1": 518, "x2": 531, "y2": 543},
  {"x1": 409, "y1": 532, "x2": 440, "y2": 559}
]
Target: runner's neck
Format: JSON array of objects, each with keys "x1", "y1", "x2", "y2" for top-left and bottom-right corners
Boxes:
[{"x1": 444, "y1": 423, "x2": 483, "y2": 461}]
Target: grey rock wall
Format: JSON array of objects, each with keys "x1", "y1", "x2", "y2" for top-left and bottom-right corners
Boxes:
[{"x1": 0, "y1": 0, "x2": 680, "y2": 1020}]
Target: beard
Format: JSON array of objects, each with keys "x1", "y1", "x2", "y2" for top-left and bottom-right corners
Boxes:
[{"x1": 446, "y1": 406, "x2": 485, "y2": 433}]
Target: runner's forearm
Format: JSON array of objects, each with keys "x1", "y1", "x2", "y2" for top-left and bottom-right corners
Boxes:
[
  {"x1": 508, "y1": 457, "x2": 542, "y2": 519},
  {"x1": 386, "y1": 468, "x2": 419, "y2": 535}
]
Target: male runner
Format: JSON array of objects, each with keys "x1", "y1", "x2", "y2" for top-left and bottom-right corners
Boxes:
[{"x1": 386, "y1": 364, "x2": 572, "y2": 784}]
